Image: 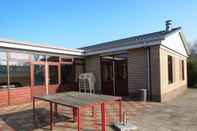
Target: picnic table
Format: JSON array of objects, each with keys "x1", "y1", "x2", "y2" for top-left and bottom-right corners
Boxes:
[{"x1": 33, "y1": 92, "x2": 122, "y2": 131}]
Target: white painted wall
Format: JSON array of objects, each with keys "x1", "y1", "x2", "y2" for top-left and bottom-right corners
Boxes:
[{"x1": 161, "y1": 31, "x2": 188, "y2": 57}]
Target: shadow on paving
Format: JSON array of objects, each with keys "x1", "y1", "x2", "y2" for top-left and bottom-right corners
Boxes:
[{"x1": 0, "y1": 108, "x2": 71, "y2": 131}]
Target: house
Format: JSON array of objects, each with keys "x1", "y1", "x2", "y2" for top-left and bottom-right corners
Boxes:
[{"x1": 0, "y1": 24, "x2": 189, "y2": 106}]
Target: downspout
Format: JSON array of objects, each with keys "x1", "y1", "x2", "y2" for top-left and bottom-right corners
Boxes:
[
  {"x1": 144, "y1": 42, "x2": 152, "y2": 101},
  {"x1": 112, "y1": 56, "x2": 116, "y2": 96}
]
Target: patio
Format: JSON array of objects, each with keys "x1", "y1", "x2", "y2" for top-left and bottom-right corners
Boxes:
[{"x1": 0, "y1": 99, "x2": 152, "y2": 131}]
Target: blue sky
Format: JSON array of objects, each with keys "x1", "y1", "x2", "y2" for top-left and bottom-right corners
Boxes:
[{"x1": 0, "y1": 0, "x2": 196, "y2": 48}]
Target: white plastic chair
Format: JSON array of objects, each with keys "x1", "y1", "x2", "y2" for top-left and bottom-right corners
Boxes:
[{"x1": 78, "y1": 73, "x2": 96, "y2": 93}]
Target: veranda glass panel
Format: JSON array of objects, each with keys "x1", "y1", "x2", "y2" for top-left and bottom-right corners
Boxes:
[
  {"x1": 34, "y1": 65, "x2": 45, "y2": 86},
  {"x1": 9, "y1": 61, "x2": 30, "y2": 88},
  {"x1": 0, "y1": 51, "x2": 8, "y2": 89},
  {"x1": 61, "y1": 64, "x2": 74, "y2": 84},
  {"x1": 0, "y1": 51, "x2": 7, "y2": 60},
  {"x1": 47, "y1": 56, "x2": 59, "y2": 62},
  {"x1": 32, "y1": 54, "x2": 46, "y2": 62},
  {"x1": 61, "y1": 58, "x2": 72, "y2": 62},
  {"x1": 49, "y1": 65, "x2": 58, "y2": 84},
  {"x1": 9, "y1": 52, "x2": 29, "y2": 60}
]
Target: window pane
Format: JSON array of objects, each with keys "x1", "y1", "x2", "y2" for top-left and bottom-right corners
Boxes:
[
  {"x1": 10, "y1": 52, "x2": 29, "y2": 60},
  {"x1": 74, "y1": 59, "x2": 84, "y2": 65},
  {"x1": 0, "y1": 60, "x2": 8, "y2": 89},
  {"x1": 61, "y1": 64, "x2": 74, "y2": 84},
  {"x1": 168, "y1": 56, "x2": 173, "y2": 84},
  {"x1": 0, "y1": 52, "x2": 7, "y2": 61},
  {"x1": 49, "y1": 65, "x2": 58, "y2": 84},
  {"x1": 9, "y1": 61, "x2": 30, "y2": 88},
  {"x1": 182, "y1": 60, "x2": 185, "y2": 80},
  {"x1": 47, "y1": 56, "x2": 59, "y2": 62},
  {"x1": 103, "y1": 64, "x2": 113, "y2": 81},
  {"x1": 32, "y1": 54, "x2": 46, "y2": 61},
  {"x1": 61, "y1": 58, "x2": 72, "y2": 62},
  {"x1": 34, "y1": 65, "x2": 45, "y2": 86}
]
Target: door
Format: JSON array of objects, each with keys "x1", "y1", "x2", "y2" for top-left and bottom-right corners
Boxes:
[
  {"x1": 101, "y1": 58, "x2": 114, "y2": 95},
  {"x1": 48, "y1": 63, "x2": 60, "y2": 94},
  {"x1": 32, "y1": 64, "x2": 46, "y2": 96},
  {"x1": 115, "y1": 60, "x2": 128, "y2": 96}
]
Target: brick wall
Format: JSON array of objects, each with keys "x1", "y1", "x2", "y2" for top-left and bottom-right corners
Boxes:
[
  {"x1": 127, "y1": 48, "x2": 146, "y2": 94},
  {"x1": 0, "y1": 90, "x2": 9, "y2": 107},
  {"x1": 159, "y1": 46, "x2": 187, "y2": 102},
  {"x1": 85, "y1": 55, "x2": 101, "y2": 93},
  {"x1": 150, "y1": 46, "x2": 161, "y2": 101}
]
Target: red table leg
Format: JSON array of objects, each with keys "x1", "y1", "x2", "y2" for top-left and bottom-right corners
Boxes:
[
  {"x1": 73, "y1": 108, "x2": 77, "y2": 122},
  {"x1": 101, "y1": 103, "x2": 106, "y2": 131},
  {"x1": 49, "y1": 102, "x2": 53, "y2": 130},
  {"x1": 33, "y1": 97, "x2": 36, "y2": 123},
  {"x1": 93, "y1": 105, "x2": 98, "y2": 131},
  {"x1": 54, "y1": 103, "x2": 58, "y2": 117},
  {"x1": 91, "y1": 105, "x2": 95, "y2": 117},
  {"x1": 76, "y1": 108, "x2": 80, "y2": 131},
  {"x1": 118, "y1": 100, "x2": 122, "y2": 123}
]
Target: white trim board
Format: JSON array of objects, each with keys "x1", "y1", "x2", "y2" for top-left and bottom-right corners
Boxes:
[{"x1": 0, "y1": 40, "x2": 84, "y2": 56}]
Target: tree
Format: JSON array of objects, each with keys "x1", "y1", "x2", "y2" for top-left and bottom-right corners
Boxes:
[
  {"x1": 190, "y1": 41, "x2": 197, "y2": 55},
  {"x1": 188, "y1": 41, "x2": 197, "y2": 87}
]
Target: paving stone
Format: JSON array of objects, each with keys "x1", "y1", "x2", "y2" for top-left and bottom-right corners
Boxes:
[{"x1": 0, "y1": 98, "x2": 151, "y2": 131}]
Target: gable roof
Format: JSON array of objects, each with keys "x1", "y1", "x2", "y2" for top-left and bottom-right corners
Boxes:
[
  {"x1": 0, "y1": 27, "x2": 190, "y2": 57},
  {"x1": 80, "y1": 27, "x2": 190, "y2": 56}
]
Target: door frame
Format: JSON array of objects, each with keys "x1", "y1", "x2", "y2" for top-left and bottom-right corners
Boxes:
[
  {"x1": 101, "y1": 58, "x2": 115, "y2": 96},
  {"x1": 100, "y1": 54, "x2": 129, "y2": 96}
]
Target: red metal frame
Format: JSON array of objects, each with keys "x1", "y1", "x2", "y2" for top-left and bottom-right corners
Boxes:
[
  {"x1": 118, "y1": 100, "x2": 122, "y2": 122},
  {"x1": 33, "y1": 97, "x2": 35, "y2": 123},
  {"x1": 73, "y1": 108, "x2": 77, "y2": 122},
  {"x1": 101, "y1": 103, "x2": 106, "y2": 131},
  {"x1": 49, "y1": 102, "x2": 53, "y2": 130},
  {"x1": 76, "y1": 108, "x2": 80, "y2": 131}
]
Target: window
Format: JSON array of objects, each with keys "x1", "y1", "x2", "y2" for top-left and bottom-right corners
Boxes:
[
  {"x1": 0, "y1": 51, "x2": 8, "y2": 89},
  {"x1": 61, "y1": 58, "x2": 73, "y2": 63},
  {"x1": 9, "y1": 52, "x2": 30, "y2": 88},
  {"x1": 103, "y1": 63, "x2": 113, "y2": 81},
  {"x1": 49, "y1": 65, "x2": 58, "y2": 84},
  {"x1": 180, "y1": 60, "x2": 185, "y2": 80},
  {"x1": 10, "y1": 52, "x2": 29, "y2": 60},
  {"x1": 9, "y1": 61, "x2": 30, "y2": 88},
  {"x1": 61, "y1": 64, "x2": 74, "y2": 84},
  {"x1": 32, "y1": 54, "x2": 46, "y2": 61},
  {"x1": 168, "y1": 55, "x2": 173, "y2": 84},
  {"x1": 34, "y1": 65, "x2": 45, "y2": 86},
  {"x1": 47, "y1": 56, "x2": 59, "y2": 62}
]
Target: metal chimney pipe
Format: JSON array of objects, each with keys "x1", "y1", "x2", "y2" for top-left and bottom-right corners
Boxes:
[{"x1": 165, "y1": 20, "x2": 172, "y2": 32}]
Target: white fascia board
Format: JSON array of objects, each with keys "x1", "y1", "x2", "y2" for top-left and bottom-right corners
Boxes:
[
  {"x1": 0, "y1": 40, "x2": 84, "y2": 56},
  {"x1": 84, "y1": 40, "x2": 161, "y2": 56}
]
